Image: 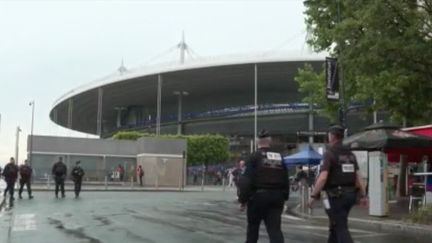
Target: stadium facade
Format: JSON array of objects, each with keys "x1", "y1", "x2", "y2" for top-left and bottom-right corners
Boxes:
[{"x1": 50, "y1": 51, "x2": 381, "y2": 153}]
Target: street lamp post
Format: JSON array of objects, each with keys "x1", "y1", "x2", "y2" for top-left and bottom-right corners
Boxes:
[
  {"x1": 29, "y1": 101, "x2": 35, "y2": 165},
  {"x1": 15, "y1": 126, "x2": 21, "y2": 164}
]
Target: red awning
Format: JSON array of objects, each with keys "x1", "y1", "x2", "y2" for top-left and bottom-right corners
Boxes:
[{"x1": 387, "y1": 125, "x2": 432, "y2": 162}]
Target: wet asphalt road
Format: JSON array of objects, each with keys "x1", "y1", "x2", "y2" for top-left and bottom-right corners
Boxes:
[{"x1": 0, "y1": 190, "x2": 430, "y2": 243}]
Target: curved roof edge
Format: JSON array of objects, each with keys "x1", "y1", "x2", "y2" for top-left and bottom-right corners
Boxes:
[{"x1": 53, "y1": 50, "x2": 326, "y2": 108}]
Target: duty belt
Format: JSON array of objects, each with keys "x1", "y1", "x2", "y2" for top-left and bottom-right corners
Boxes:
[
  {"x1": 326, "y1": 186, "x2": 357, "y2": 198},
  {"x1": 256, "y1": 188, "x2": 282, "y2": 193}
]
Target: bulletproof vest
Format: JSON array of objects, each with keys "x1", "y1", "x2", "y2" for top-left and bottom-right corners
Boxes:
[
  {"x1": 325, "y1": 145, "x2": 357, "y2": 189},
  {"x1": 254, "y1": 148, "x2": 286, "y2": 189}
]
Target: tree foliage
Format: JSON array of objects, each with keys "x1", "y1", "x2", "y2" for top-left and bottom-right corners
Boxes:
[
  {"x1": 299, "y1": 0, "x2": 432, "y2": 125},
  {"x1": 112, "y1": 132, "x2": 230, "y2": 166},
  {"x1": 295, "y1": 63, "x2": 339, "y2": 121}
]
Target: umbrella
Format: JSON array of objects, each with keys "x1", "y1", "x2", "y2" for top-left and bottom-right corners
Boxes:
[
  {"x1": 343, "y1": 123, "x2": 432, "y2": 152},
  {"x1": 283, "y1": 145, "x2": 323, "y2": 166}
]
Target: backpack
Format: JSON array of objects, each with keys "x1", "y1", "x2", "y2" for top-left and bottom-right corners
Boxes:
[
  {"x1": 55, "y1": 163, "x2": 67, "y2": 176},
  {"x1": 4, "y1": 164, "x2": 18, "y2": 179},
  {"x1": 20, "y1": 165, "x2": 32, "y2": 177}
]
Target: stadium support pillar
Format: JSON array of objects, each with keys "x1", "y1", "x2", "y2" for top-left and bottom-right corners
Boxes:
[
  {"x1": 156, "y1": 74, "x2": 163, "y2": 136},
  {"x1": 67, "y1": 99, "x2": 73, "y2": 129},
  {"x1": 53, "y1": 108, "x2": 58, "y2": 124},
  {"x1": 97, "y1": 87, "x2": 103, "y2": 137},
  {"x1": 114, "y1": 107, "x2": 125, "y2": 128},
  {"x1": 177, "y1": 92, "x2": 183, "y2": 135},
  {"x1": 174, "y1": 91, "x2": 188, "y2": 135},
  {"x1": 254, "y1": 64, "x2": 258, "y2": 151}
]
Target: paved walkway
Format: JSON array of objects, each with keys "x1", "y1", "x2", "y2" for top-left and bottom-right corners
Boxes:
[
  {"x1": 289, "y1": 195, "x2": 432, "y2": 236},
  {"x1": 1, "y1": 191, "x2": 431, "y2": 243}
]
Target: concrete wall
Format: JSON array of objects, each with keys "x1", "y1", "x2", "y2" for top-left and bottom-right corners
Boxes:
[
  {"x1": 29, "y1": 135, "x2": 186, "y2": 156},
  {"x1": 136, "y1": 137, "x2": 186, "y2": 155},
  {"x1": 28, "y1": 135, "x2": 187, "y2": 186},
  {"x1": 137, "y1": 155, "x2": 185, "y2": 187},
  {"x1": 29, "y1": 135, "x2": 138, "y2": 156}
]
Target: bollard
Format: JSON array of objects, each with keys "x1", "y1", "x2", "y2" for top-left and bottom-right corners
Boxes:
[
  {"x1": 308, "y1": 187, "x2": 312, "y2": 215},
  {"x1": 104, "y1": 176, "x2": 108, "y2": 190},
  {"x1": 222, "y1": 177, "x2": 226, "y2": 192},
  {"x1": 301, "y1": 186, "x2": 305, "y2": 213},
  {"x1": 201, "y1": 163, "x2": 205, "y2": 192},
  {"x1": 47, "y1": 176, "x2": 51, "y2": 189},
  {"x1": 130, "y1": 177, "x2": 134, "y2": 189}
]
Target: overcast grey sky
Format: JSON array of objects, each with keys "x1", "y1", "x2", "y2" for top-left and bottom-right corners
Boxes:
[{"x1": 0, "y1": 0, "x2": 308, "y2": 165}]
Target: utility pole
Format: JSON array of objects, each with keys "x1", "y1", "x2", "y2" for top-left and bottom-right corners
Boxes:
[{"x1": 29, "y1": 101, "x2": 35, "y2": 165}]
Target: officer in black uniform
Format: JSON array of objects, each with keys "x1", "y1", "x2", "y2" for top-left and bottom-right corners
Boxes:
[
  {"x1": 238, "y1": 129, "x2": 289, "y2": 243},
  {"x1": 71, "y1": 161, "x2": 85, "y2": 198},
  {"x1": 309, "y1": 125, "x2": 367, "y2": 243},
  {"x1": 2, "y1": 157, "x2": 19, "y2": 205},
  {"x1": 18, "y1": 159, "x2": 34, "y2": 199},
  {"x1": 52, "y1": 157, "x2": 67, "y2": 198}
]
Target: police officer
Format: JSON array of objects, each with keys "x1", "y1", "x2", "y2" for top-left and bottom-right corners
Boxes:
[
  {"x1": 52, "y1": 157, "x2": 67, "y2": 198},
  {"x1": 2, "y1": 157, "x2": 19, "y2": 204},
  {"x1": 238, "y1": 129, "x2": 289, "y2": 243},
  {"x1": 71, "y1": 161, "x2": 85, "y2": 198},
  {"x1": 18, "y1": 159, "x2": 34, "y2": 199},
  {"x1": 308, "y1": 125, "x2": 367, "y2": 243}
]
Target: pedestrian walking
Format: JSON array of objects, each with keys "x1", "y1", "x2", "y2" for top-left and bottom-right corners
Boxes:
[
  {"x1": 238, "y1": 129, "x2": 290, "y2": 243},
  {"x1": 71, "y1": 161, "x2": 85, "y2": 198},
  {"x1": 192, "y1": 169, "x2": 198, "y2": 185},
  {"x1": 308, "y1": 125, "x2": 368, "y2": 243},
  {"x1": 118, "y1": 164, "x2": 125, "y2": 182},
  {"x1": 52, "y1": 157, "x2": 67, "y2": 198},
  {"x1": 2, "y1": 157, "x2": 19, "y2": 205},
  {"x1": 228, "y1": 167, "x2": 235, "y2": 187},
  {"x1": 18, "y1": 159, "x2": 34, "y2": 199},
  {"x1": 233, "y1": 160, "x2": 246, "y2": 198},
  {"x1": 136, "y1": 165, "x2": 144, "y2": 186}
]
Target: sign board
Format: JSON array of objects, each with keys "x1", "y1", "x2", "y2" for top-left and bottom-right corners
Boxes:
[{"x1": 325, "y1": 57, "x2": 339, "y2": 101}]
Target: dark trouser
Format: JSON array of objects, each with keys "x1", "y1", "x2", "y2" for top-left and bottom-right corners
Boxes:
[
  {"x1": 74, "y1": 179, "x2": 82, "y2": 197},
  {"x1": 246, "y1": 190, "x2": 285, "y2": 243},
  {"x1": 325, "y1": 191, "x2": 357, "y2": 243},
  {"x1": 19, "y1": 178, "x2": 32, "y2": 197},
  {"x1": 139, "y1": 176, "x2": 143, "y2": 186},
  {"x1": 4, "y1": 181, "x2": 16, "y2": 202},
  {"x1": 55, "y1": 177, "x2": 65, "y2": 197}
]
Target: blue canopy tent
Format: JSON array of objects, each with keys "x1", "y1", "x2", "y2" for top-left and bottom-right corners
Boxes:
[{"x1": 283, "y1": 145, "x2": 323, "y2": 166}]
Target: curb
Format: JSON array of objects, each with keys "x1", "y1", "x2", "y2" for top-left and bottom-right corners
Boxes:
[
  {"x1": 288, "y1": 204, "x2": 432, "y2": 237},
  {"x1": 31, "y1": 188, "x2": 190, "y2": 193}
]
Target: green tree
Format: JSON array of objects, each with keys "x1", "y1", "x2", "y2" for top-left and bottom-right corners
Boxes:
[
  {"x1": 300, "y1": 0, "x2": 432, "y2": 125},
  {"x1": 295, "y1": 63, "x2": 339, "y2": 121}
]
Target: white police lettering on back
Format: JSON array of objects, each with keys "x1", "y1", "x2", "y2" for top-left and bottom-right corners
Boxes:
[{"x1": 266, "y1": 152, "x2": 282, "y2": 161}]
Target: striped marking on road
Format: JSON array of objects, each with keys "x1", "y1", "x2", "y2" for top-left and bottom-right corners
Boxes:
[
  {"x1": 282, "y1": 214, "x2": 305, "y2": 221},
  {"x1": 12, "y1": 214, "x2": 37, "y2": 232}
]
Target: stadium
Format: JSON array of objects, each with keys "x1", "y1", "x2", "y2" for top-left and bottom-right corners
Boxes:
[{"x1": 49, "y1": 44, "x2": 377, "y2": 152}]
